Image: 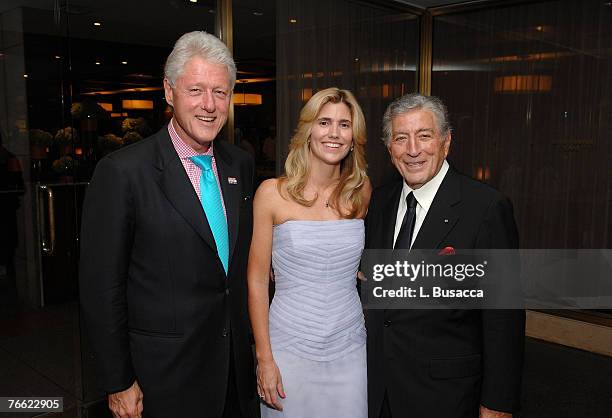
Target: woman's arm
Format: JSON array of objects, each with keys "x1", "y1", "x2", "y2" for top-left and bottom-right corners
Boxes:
[{"x1": 247, "y1": 178, "x2": 286, "y2": 410}]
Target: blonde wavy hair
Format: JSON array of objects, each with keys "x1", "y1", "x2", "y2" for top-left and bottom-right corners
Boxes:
[{"x1": 279, "y1": 87, "x2": 368, "y2": 218}]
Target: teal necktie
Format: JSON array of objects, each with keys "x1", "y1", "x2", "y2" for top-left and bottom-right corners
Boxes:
[{"x1": 190, "y1": 155, "x2": 229, "y2": 274}]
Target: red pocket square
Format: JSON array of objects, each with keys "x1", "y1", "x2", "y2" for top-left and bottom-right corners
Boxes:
[{"x1": 438, "y1": 246, "x2": 455, "y2": 255}]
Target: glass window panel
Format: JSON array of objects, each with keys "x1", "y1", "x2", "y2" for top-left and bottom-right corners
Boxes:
[
  {"x1": 432, "y1": 0, "x2": 612, "y2": 249},
  {"x1": 233, "y1": 0, "x2": 276, "y2": 184},
  {"x1": 277, "y1": 0, "x2": 419, "y2": 186},
  {"x1": 0, "y1": 0, "x2": 218, "y2": 413},
  {"x1": 66, "y1": 0, "x2": 216, "y2": 182},
  {"x1": 1, "y1": 1, "x2": 81, "y2": 411}
]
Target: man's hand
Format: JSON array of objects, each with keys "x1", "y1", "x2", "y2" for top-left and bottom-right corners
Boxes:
[
  {"x1": 479, "y1": 405, "x2": 512, "y2": 418},
  {"x1": 108, "y1": 380, "x2": 143, "y2": 418}
]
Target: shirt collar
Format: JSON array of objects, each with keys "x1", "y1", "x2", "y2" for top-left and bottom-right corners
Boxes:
[
  {"x1": 400, "y1": 159, "x2": 450, "y2": 212},
  {"x1": 168, "y1": 117, "x2": 214, "y2": 160}
]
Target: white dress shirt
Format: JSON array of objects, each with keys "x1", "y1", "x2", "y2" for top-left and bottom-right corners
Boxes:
[{"x1": 393, "y1": 160, "x2": 450, "y2": 249}]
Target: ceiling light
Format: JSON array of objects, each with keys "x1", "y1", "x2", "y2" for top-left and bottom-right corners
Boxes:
[
  {"x1": 253, "y1": 11, "x2": 263, "y2": 16},
  {"x1": 235, "y1": 77, "x2": 275, "y2": 84},
  {"x1": 233, "y1": 93, "x2": 262, "y2": 106},
  {"x1": 82, "y1": 86, "x2": 163, "y2": 96},
  {"x1": 55, "y1": 55, "x2": 61, "y2": 59},
  {"x1": 354, "y1": 58, "x2": 359, "y2": 62},
  {"x1": 494, "y1": 75, "x2": 552, "y2": 93},
  {"x1": 290, "y1": 18, "x2": 297, "y2": 23},
  {"x1": 123, "y1": 99, "x2": 154, "y2": 110},
  {"x1": 23, "y1": 74, "x2": 28, "y2": 78},
  {"x1": 95, "y1": 61, "x2": 101, "y2": 65},
  {"x1": 533, "y1": 25, "x2": 553, "y2": 33},
  {"x1": 121, "y1": 61, "x2": 128, "y2": 65},
  {"x1": 190, "y1": 0, "x2": 197, "y2": 2},
  {"x1": 93, "y1": 22, "x2": 101, "y2": 26}
]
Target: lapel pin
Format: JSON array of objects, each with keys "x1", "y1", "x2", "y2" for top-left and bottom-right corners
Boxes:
[{"x1": 228, "y1": 177, "x2": 238, "y2": 185}]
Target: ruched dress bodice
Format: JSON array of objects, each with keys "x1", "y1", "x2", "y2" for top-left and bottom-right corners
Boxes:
[{"x1": 268, "y1": 219, "x2": 366, "y2": 362}]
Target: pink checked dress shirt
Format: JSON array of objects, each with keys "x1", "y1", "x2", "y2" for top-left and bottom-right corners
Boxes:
[{"x1": 167, "y1": 119, "x2": 227, "y2": 217}]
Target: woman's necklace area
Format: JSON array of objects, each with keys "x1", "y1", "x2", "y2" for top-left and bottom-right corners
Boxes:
[{"x1": 309, "y1": 182, "x2": 337, "y2": 209}]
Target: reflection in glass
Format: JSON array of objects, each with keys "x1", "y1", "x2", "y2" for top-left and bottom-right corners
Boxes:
[
  {"x1": 233, "y1": 0, "x2": 276, "y2": 184},
  {"x1": 277, "y1": 0, "x2": 419, "y2": 186},
  {"x1": 432, "y1": 0, "x2": 612, "y2": 249},
  {"x1": 0, "y1": 0, "x2": 218, "y2": 413}
]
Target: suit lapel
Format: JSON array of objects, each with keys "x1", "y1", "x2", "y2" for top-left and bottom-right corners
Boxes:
[
  {"x1": 412, "y1": 168, "x2": 461, "y2": 249},
  {"x1": 154, "y1": 129, "x2": 218, "y2": 255},
  {"x1": 214, "y1": 141, "x2": 240, "y2": 267}
]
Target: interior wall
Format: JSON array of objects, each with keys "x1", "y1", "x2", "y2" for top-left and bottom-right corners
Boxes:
[
  {"x1": 276, "y1": 0, "x2": 420, "y2": 187},
  {"x1": 430, "y1": 0, "x2": 612, "y2": 250}
]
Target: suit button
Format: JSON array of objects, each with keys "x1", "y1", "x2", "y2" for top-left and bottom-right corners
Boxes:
[
  {"x1": 384, "y1": 320, "x2": 391, "y2": 327},
  {"x1": 222, "y1": 328, "x2": 229, "y2": 337},
  {"x1": 225, "y1": 288, "x2": 230, "y2": 295}
]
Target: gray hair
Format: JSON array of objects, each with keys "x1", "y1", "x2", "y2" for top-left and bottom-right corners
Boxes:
[
  {"x1": 164, "y1": 31, "x2": 237, "y2": 88},
  {"x1": 381, "y1": 93, "x2": 451, "y2": 146}
]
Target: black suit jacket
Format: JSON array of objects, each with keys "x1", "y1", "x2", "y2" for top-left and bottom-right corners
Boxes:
[
  {"x1": 365, "y1": 167, "x2": 525, "y2": 418},
  {"x1": 79, "y1": 127, "x2": 257, "y2": 417}
]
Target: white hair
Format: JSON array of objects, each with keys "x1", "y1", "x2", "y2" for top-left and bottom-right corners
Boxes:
[
  {"x1": 382, "y1": 93, "x2": 451, "y2": 146},
  {"x1": 164, "y1": 31, "x2": 236, "y2": 88}
]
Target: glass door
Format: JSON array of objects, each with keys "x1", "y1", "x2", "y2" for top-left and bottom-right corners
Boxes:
[
  {"x1": 0, "y1": 0, "x2": 218, "y2": 415},
  {"x1": 0, "y1": 3, "x2": 83, "y2": 413}
]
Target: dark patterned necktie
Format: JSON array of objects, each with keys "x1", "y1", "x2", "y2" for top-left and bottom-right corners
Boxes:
[{"x1": 394, "y1": 192, "x2": 417, "y2": 249}]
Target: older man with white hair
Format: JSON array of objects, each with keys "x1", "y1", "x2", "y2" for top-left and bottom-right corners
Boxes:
[
  {"x1": 365, "y1": 93, "x2": 525, "y2": 418},
  {"x1": 80, "y1": 31, "x2": 257, "y2": 418}
]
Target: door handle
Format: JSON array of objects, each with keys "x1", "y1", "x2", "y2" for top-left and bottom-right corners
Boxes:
[{"x1": 38, "y1": 185, "x2": 56, "y2": 255}]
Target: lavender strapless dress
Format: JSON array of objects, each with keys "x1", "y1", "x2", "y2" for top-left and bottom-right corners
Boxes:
[{"x1": 261, "y1": 219, "x2": 367, "y2": 418}]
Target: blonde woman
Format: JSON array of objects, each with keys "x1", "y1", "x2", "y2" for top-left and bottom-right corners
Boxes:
[{"x1": 248, "y1": 87, "x2": 371, "y2": 417}]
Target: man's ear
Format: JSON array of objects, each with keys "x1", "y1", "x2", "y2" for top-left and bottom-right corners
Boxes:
[
  {"x1": 163, "y1": 78, "x2": 174, "y2": 107},
  {"x1": 443, "y1": 133, "x2": 452, "y2": 157}
]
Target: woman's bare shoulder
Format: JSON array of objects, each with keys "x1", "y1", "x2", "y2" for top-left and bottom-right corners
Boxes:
[{"x1": 255, "y1": 178, "x2": 289, "y2": 206}]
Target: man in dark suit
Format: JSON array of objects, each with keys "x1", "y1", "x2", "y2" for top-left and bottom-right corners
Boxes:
[
  {"x1": 366, "y1": 94, "x2": 524, "y2": 418},
  {"x1": 79, "y1": 31, "x2": 257, "y2": 418}
]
